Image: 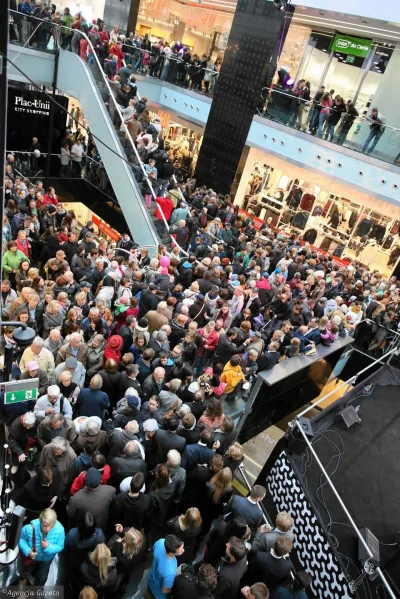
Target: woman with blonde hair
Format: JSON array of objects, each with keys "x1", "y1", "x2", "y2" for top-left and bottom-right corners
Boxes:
[
  {"x1": 43, "y1": 299, "x2": 64, "y2": 336},
  {"x1": 19, "y1": 508, "x2": 65, "y2": 586},
  {"x1": 107, "y1": 525, "x2": 146, "y2": 587},
  {"x1": 167, "y1": 507, "x2": 202, "y2": 564},
  {"x1": 201, "y1": 467, "x2": 233, "y2": 534},
  {"x1": 223, "y1": 441, "x2": 244, "y2": 474},
  {"x1": 80, "y1": 543, "x2": 118, "y2": 594}
]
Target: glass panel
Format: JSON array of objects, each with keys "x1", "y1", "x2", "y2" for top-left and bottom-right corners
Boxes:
[{"x1": 9, "y1": 9, "x2": 58, "y2": 53}]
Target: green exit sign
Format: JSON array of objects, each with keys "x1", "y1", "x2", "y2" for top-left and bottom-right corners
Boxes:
[
  {"x1": 331, "y1": 34, "x2": 372, "y2": 58},
  {"x1": 5, "y1": 387, "x2": 38, "y2": 404}
]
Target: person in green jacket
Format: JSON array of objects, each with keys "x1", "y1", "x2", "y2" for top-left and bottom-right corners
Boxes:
[
  {"x1": 2, "y1": 240, "x2": 26, "y2": 287},
  {"x1": 60, "y1": 8, "x2": 74, "y2": 50}
]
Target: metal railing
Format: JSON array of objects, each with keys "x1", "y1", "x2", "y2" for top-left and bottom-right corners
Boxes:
[{"x1": 259, "y1": 85, "x2": 400, "y2": 167}]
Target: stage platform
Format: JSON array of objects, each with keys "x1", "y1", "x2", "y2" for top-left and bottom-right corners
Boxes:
[{"x1": 256, "y1": 364, "x2": 400, "y2": 599}]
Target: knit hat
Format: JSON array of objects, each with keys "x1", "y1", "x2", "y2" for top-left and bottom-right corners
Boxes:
[
  {"x1": 108, "y1": 335, "x2": 123, "y2": 350},
  {"x1": 160, "y1": 267, "x2": 168, "y2": 275},
  {"x1": 127, "y1": 395, "x2": 139, "y2": 409},
  {"x1": 26, "y1": 361, "x2": 39, "y2": 371},
  {"x1": 86, "y1": 467, "x2": 102, "y2": 489},
  {"x1": 118, "y1": 295, "x2": 129, "y2": 305},
  {"x1": 136, "y1": 318, "x2": 148, "y2": 331},
  {"x1": 65, "y1": 356, "x2": 78, "y2": 369},
  {"x1": 48, "y1": 205, "x2": 56, "y2": 214}
]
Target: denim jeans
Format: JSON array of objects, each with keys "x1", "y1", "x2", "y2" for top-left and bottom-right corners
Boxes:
[
  {"x1": 160, "y1": 62, "x2": 169, "y2": 80},
  {"x1": 309, "y1": 109, "x2": 319, "y2": 132},
  {"x1": 362, "y1": 128, "x2": 383, "y2": 153},
  {"x1": 325, "y1": 122, "x2": 336, "y2": 140},
  {"x1": 317, "y1": 113, "x2": 328, "y2": 137}
]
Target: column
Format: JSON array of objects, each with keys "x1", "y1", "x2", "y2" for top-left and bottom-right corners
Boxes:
[
  {"x1": 194, "y1": 0, "x2": 292, "y2": 194},
  {"x1": 103, "y1": 0, "x2": 140, "y2": 35},
  {"x1": 172, "y1": 21, "x2": 185, "y2": 45}
]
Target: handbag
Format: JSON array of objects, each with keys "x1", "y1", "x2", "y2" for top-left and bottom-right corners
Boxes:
[{"x1": 23, "y1": 524, "x2": 36, "y2": 566}]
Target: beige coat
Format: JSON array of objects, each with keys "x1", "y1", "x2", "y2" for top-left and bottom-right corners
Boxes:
[{"x1": 20, "y1": 346, "x2": 55, "y2": 382}]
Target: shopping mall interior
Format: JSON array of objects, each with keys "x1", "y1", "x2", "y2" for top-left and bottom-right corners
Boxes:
[{"x1": 2, "y1": 0, "x2": 400, "y2": 597}]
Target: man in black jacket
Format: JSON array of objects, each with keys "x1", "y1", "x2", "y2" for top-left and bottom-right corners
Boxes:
[
  {"x1": 258, "y1": 342, "x2": 280, "y2": 371},
  {"x1": 138, "y1": 284, "x2": 159, "y2": 318},
  {"x1": 150, "y1": 416, "x2": 185, "y2": 467},
  {"x1": 172, "y1": 564, "x2": 217, "y2": 599},
  {"x1": 215, "y1": 537, "x2": 248, "y2": 599},
  {"x1": 213, "y1": 330, "x2": 251, "y2": 365},
  {"x1": 109, "y1": 440, "x2": 147, "y2": 488},
  {"x1": 8, "y1": 411, "x2": 38, "y2": 473},
  {"x1": 118, "y1": 315, "x2": 136, "y2": 355},
  {"x1": 109, "y1": 472, "x2": 150, "y2": 531},
  {"x1": 119, "y1": 364, "x2": 142, "y2": 398},
  {"x1": 248, "y1": 536, "x2": 293, "y2": 592},
  {"x1": 142, "y1": 367, "x2": 166, "y2": 401},
  {"x1": 181, "y1": 428, "x2": 218, "y2": 471}
]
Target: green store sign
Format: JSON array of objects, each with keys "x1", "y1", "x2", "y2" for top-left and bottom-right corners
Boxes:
[{"x1": 331, "y1": 34, "x2": 372, "y2": 58}]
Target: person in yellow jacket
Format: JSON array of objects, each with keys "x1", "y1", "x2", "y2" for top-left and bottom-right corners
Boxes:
[{"x1": 220, "y1": 354, "x2": 245, "y2": 399}]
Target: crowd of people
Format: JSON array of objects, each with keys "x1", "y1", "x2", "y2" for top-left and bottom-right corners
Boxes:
[
  {"x1": 5, "y1": 5, "x2": 400, "y2": 599},
  {"x1": 2, "y1": 155, "x2": 400, "y2": 597},
  {"x1": 10, "y1": 2, "x2": 222, "y2": 95}
]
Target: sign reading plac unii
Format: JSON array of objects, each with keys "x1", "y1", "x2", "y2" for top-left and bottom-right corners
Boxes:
[{"x1": 331, "y1": 34, "x2": 372, "y2": 58}]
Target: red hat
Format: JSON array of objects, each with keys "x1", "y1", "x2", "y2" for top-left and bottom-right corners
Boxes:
[{"x1": 108, "y1": 335, "x2": 123, "y2": 350}]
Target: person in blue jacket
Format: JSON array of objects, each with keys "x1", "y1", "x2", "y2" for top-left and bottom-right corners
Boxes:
[{"x1": 19, "y1": 508, "x2": 65, "y2": 586}]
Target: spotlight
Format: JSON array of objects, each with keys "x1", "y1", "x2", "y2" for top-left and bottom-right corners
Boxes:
[{"x1": 273, "y1": 0, "x2": 289, "y2": 11}]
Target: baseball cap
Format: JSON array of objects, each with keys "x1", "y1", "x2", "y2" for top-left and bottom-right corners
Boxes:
[
  {"x1": 197, "y1": 294, "x2": 205, "y2": 301},
  {"x1": 86, "y1": 467, "x2": 102, "y2": 489},
  {"x1": 80, "y1": 281, "x2": 91, "y2": 289},
  {"x1": 85, "y1": 231, "x2": 95, "y2": 238},
  {"x1": 320, "y1": 297, "x2": 328, "y2": 303},
  {"x1": 65, "y1": 356, "x2": 78, "y2": 369}
]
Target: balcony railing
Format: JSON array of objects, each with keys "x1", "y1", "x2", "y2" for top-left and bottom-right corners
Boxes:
[{"x1": 258, "y1": 86, "x2": 400, "y2": 168}]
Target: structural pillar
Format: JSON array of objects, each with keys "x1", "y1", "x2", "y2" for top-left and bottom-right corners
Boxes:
[
  {"x1": 195, "y1": 0, "x2": 292, "y2": 194},
  {"x1": 103, "y1": 0, "x2": 140, "y2": 36}
]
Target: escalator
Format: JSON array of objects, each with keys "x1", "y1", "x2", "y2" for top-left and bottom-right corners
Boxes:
[{"x1": 7, "y1": 11, "x2": 160, "y2": 249}]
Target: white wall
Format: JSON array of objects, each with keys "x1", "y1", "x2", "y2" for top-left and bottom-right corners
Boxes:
[{"x1": 290, "y1": 0, "x2": 400, "y2": 25}]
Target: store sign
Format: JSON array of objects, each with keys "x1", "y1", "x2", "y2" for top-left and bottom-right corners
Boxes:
[
  {"x1": 92, "y1": 214, "x2": 121, "y2": 242},
  {"x1": 14, "y1": 95, "x2": 51, "y2": 116},
  {"x1": 331, "y1": 34, "x2": 372, "y2": 57}
]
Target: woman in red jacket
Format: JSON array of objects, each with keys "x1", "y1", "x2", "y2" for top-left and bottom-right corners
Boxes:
[
  {"x1": 108, "y1": 41, "x2": 124, "y2": 71},
  {"x1": 197, "y1": 321, "x2": 219, "y2": 374},
  {"x1": 103, "y1": 334, "x2": 123, "y2": 365}
]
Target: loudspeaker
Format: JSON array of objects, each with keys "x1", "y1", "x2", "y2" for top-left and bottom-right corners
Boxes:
[
  {"x1": 336, "y1": 405, "x2": 361, "y2": 429},
  {"x1": 8, "y1": 505, "x2": 26, "y2": 550},
  {"x1": 284, "y1": 417, "x2": 314, "y2": 455}
]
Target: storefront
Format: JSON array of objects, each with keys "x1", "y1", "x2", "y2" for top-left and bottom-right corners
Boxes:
[
  {"x1": 235, "y1": 148, "x2": 400, "y2": 277},
  {"x1": 273, "y1": 8, "x2": 400, "y2": 149},
  {"x1": 136, "y1": 0, "x2": 233, "y2": 59}
]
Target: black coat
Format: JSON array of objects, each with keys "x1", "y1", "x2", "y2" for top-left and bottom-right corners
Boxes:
[
  {"x1": 138, "y1": 289, "x2": 158, "y2": 318},
  {"x1": 150, "y1": 429, "x2": 186, "y2": 467},
  {"x1": 213, "y1": 334, "x2": 247, "y2": 365}
]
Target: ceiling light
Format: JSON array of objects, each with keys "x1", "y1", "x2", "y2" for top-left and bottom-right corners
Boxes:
[{"x1": 273, "y1": 0, "x2": 288, "y2": 11}]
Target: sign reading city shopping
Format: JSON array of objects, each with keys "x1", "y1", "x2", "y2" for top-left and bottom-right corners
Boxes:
[
  {"x1": 4, "y1": 379, "x2": 39, "y2": 405},
  {"x1": 331, "y1": 34, "x2": 372, "y2": 58}
]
